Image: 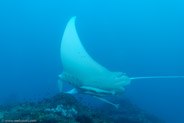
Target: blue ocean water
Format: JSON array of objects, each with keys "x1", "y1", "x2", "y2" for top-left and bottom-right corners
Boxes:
[{"x1": 0, "y1": 0, "x2": 184, "y2": 122}]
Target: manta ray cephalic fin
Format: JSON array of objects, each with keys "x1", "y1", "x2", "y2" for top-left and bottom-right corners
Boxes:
[
  {"x1": 80, "y1": 86, "x2": 116, "y2": 95},
  {"x1": 65, "y1": 88, "x2": 78, "y2": 94}
]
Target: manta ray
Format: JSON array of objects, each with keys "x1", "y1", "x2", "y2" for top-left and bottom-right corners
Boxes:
[{"x1": 58, "y1": 16, "x2": 184, "y2": 109}]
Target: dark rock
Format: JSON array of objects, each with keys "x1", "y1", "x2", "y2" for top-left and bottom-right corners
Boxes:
[{"x1": 76, "y1": 114, "x2": 93, "y2": 123}]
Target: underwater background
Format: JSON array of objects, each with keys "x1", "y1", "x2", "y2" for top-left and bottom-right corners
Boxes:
[{"x1": 0, "y1": 0, "x2": 184, "y2": 122}]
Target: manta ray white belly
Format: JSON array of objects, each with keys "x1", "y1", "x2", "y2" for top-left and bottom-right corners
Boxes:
[
  {"x1": 60, "y1": 16, "x2": 131, "y2": 95},
  {"x1": 59, "y1": 16, "x2": 184, "y2": 108}
]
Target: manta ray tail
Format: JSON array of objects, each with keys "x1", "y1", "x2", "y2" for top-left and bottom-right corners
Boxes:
[{"x1": 130, "y1": 76, "x2": 184, "y2": 80}]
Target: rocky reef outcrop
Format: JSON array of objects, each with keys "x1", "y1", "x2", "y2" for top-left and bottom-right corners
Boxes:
[{"x1": 0, "y1": 93, "x2": 164, "y2": 123}]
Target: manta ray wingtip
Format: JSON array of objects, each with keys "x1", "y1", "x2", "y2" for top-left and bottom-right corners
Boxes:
[{"x1": 70, "y1": 16, "x2": 76, "y2": 21}]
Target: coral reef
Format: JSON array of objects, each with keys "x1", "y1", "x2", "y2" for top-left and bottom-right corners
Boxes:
[
  {"x1": 0, "y1": 94, "x2": 107, "y2": 123},
  {"x1": 0, "y1": 93, "x2": 164, "y2": 123}
]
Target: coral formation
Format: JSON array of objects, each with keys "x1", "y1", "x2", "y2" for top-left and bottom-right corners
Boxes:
[
  {"x1": 0, "y1": 93, "x2": 164, "y2": 123},
  {"x1": 0, "y1": 94, "x2": 106, "y2": 123}
]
